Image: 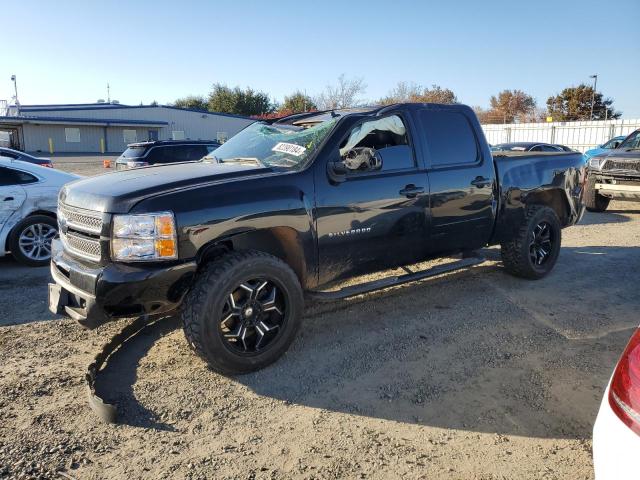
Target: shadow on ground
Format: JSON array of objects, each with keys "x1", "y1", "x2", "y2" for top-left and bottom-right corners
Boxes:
[
  {"x1": 94, "y1": 245, "x2": 639, "y2": 440},
  {"x1": 96, "y1": 316, "x2": 180, "y2": 431}
]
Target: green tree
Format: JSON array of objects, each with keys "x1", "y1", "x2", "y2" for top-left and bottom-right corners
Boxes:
[
  {"x1": 487, "y1": 89, "x2": 537, "y2": 124},
  {"x1": 281, "y1": 91, "x2": 317, "y2": 113},
  {"x1": 546, "y1": 84, "x2": 621, "y2": 121},
  {"x1": 207, "y1": 84, "x2": 273, "y2": 116},
  {"x1": 173, "y1": 95, "x2": 208, "y2": 111},
  {"x1": 380, "y1": 82, "x2": 457, "y2": 105}
]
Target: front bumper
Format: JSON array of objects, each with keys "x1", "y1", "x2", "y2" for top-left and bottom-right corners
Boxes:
[
  {"x1": 48, "y1": 238, "x2": 197, "y2": 329},
  {"x1": 591, "y1": 172, "x2": 640, "y2": 200}
]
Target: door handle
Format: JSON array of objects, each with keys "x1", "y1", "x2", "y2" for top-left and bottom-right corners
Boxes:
[
  {"x1": 3, "y1": 197, "x2": 14, "y2": 201},
  {"x1": 399, "y1": 185, "x2": 425, "y2": 198},
  {"x1": 470, "y1": 176, "x2": 492, "y2": 188}
]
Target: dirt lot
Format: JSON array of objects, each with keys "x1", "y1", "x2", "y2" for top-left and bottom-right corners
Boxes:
[{"x1": 0, "y1": 159, "x2": 639, "y2": 479}]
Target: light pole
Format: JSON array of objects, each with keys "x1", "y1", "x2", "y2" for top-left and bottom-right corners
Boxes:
[
  {"x1": 589, "y1": 74, "x2": 598, "y2": 120},
  {"x1": 10, "y1": 74, "x2": 19, "y2": 105}
]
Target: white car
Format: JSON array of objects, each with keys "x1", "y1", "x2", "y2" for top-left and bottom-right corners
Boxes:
[
  {"x1": 0, "y1": 156, "x2": 79, "y2": 266},
  {"x1": 593, "y1": 326, "x2": 640, "y2": 479}
]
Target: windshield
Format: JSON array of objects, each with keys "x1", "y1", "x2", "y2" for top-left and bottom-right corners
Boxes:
[
  {"x1": 619, "y1": 131, "x2": 640, "y2": 150},
  {"x1": 120, "y1": 146, "x2": 147, "y2": 158},
  {"x1": 204, "y1": 119, "x2": 338, "y2": 169}
]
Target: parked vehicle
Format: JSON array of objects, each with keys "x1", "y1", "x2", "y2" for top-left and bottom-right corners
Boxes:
[
  {"x1": 593, "y1": 325, "x2": 640, "y2": 479},
  {"x1": 493, "y1": 142, "x2": 569, "y2": 153},
  {"x1": 0, "y1": 147, "x2": 53, "y2": 168},
  {"x1": 585, "y1": 129, "x2": 640, "y2": 212},
  {"x1": 115, "y1": 140, "x2": 220, "y2": 170},
  {"x1": 584, "y1": 135, "x2": 626, "y2": 160},
  {"x1": 49, "y1": 103, "x2": 586, "y2": 374},
  {"x1": 0, "y1": 157, "x2": 78, "y2": 266}
]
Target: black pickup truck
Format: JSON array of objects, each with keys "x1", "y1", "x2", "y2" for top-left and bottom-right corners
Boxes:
[
  {"x1": 49, "y1": 103, "x2": 586, "y2": 374},
  {"x1": 585, "y1": 129, "x2": 640, "y2": 212}
]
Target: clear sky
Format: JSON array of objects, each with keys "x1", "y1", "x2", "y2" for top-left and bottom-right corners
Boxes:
[{"x1": 3, "y1": 0, "x2": 639, "y2": 116}]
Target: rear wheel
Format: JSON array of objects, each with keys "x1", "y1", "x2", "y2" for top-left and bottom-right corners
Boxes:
[
  {"x1": 500, "y1": 205, "x2": 562, "y2": 279},
  {"x1": 181, "y1": 250, "x2": 303, "y2": 375},
  {"x1": 584, "y1": 176, "x2": 610, "y2": 212},
  {"x1": 8, "y1": 215, "x2": 57, "y2": 267}
]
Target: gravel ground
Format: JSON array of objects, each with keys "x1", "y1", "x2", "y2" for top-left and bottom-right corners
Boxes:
[{"x1": 1, "y1": 159, "x2": 639, "y2": 479}]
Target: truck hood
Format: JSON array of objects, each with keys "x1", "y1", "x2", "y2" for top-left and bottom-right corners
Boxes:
[
  {"x1": 60, "y1": 161, "x2": 271, "y2": 213},
  {"x1": 593, "y1": 149, "x2": 640, "y2": 161}
]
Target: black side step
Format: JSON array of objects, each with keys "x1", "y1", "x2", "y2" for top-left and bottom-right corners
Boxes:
[{"x1": 305, "y1": 257, "x2": 484, "y2": 302}]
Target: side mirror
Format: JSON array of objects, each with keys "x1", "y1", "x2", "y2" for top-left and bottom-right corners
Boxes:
[{"x1": 327, "y1": 159, "x2": 348, "y2": 183}]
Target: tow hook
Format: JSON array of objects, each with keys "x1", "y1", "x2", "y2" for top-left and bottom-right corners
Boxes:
[{"x1": 86, "y1": 314, "x2": 172, "y2": 423}]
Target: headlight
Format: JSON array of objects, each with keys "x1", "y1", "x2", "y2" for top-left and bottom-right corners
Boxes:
[
  {"x1": 588, "y1": 157, "x2": 607, "y2": 170},
  {"x1": 111, "y1": 212, "x2": 177, "y2": 261}
]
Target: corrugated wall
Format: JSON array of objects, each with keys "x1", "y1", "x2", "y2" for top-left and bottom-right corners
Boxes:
[
  {"x1": 22, "y1": 124, "x2": 105, "y2": 153},
  {"x1": 21, "y1": 106, "x2": 253, "y2": 150}
]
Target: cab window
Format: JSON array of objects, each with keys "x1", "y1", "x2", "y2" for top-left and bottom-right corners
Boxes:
[{"x1": 338, "y1": 115, "x2": 414, "y2": 173}]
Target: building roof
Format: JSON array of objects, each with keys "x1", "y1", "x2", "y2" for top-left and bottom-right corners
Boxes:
[
  {"x1": 0, "y1": 115, "x2": 168, "y2": 127},
  {"x1": 17, "y1": 103, "x2": 253, "y2": 120}
]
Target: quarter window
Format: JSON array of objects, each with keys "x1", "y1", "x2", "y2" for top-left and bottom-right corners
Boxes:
[
  {"x1": 0, "y1": 166, "x2": 38, "y2": 186},
  {"x1": 419, "y1": 110, "x2": 478, "y2": 166}
]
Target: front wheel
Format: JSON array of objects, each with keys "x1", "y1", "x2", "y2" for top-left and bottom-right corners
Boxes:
[
  {"x1": 584, "y1": 176, "x2": 610, "y2": 212},
  {"x1": 500, "y1": 205, "x2": 562, "y2": 280},
  {"x1": 181, "y1": 250, "x2": 304, "y2": 375}
]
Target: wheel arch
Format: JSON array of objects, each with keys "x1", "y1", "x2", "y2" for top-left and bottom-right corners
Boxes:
[
  {"x1": 4, "y1": 210, "x2": 57, "y2": 253},
  {"x1": 523, "y1": 188, "x2": 571, "y2": 226},
  {"x1": 195, "y1": 226, "x2": 314, "y2": 289}
]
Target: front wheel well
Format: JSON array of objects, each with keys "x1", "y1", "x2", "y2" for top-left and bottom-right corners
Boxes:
[{"x1": 195, "y1": 227, "x2": 310, "y2": 288}]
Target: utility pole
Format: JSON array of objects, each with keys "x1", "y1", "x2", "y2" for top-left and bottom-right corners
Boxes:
[
  {"x1": 589, "y1": 74, "x2": 598, "y2": 121},
  {"x1": 107, "y1": 83, "x2": 111, "y2": 103}
]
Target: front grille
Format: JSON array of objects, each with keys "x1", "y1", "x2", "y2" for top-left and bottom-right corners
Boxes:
[
  {"x1": 58, "y1": 203, "x2": 105, "y2": 262},
  {"x1": 61, "y1": 232, "x2": 101, "y2": 261},
  {"x1": 58, "y1": 204, "x2": 103, "y2": 234},
  {"x1": 603, "y1": 159, "x2": 640, "y2": 173}
]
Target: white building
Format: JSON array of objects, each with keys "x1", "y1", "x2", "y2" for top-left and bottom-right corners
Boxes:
[{"x1": 0, "y1": 103, "x2": 254, "y2": 154}]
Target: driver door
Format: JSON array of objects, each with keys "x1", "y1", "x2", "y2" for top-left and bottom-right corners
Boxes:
[{"x1": 315, "y1": 114, "x2": 429, "y2": 285}]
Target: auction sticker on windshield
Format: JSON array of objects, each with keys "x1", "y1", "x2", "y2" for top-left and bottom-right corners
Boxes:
[{"x1": 272, "y1": 142, "x2": 306, "y2": 157}]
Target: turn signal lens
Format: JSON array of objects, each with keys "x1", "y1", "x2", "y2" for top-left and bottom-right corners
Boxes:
[
  {"x1": 155, "y1": 239, "x2": 177, "y2": 258},
  {"x1": 609, "y1": 328, "x2": 640, "y2": 436}
]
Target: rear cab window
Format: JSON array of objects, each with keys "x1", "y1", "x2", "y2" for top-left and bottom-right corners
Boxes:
[{"x1": 418, "y1": 110, "x2": 479, "y2": 167}]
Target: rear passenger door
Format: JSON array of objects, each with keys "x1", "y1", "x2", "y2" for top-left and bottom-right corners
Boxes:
[
  {"x1": 415, "y1": 107, "x2": 496, "y2": 253},
  {"x1": 0, "y1": 166, "x2": 29, "y2": 231}
]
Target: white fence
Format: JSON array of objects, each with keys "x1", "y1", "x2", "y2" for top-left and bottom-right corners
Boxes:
[{"x1": 481, "y1": 118, "x2": 640, "y2": 153}]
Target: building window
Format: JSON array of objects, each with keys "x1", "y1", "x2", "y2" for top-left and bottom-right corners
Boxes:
[
  {"x1": 123, "y1": 129, "x2": 137, "y2": 144},
  {"x1": 216, "y1": 132, "x2": 228, "y2": 143},
  {"x1": 65, "y1": 128, "x2": 81, "y2": 143},
  {"x1": 172, "y1": 130, "x2": 185, "y2": 140}
]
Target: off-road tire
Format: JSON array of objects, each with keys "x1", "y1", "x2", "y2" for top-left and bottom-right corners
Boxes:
[
  {"x1": 500, "y1": 205, "x2": 562, "y2": 280},
  {"x1": 181, "y1": 250, "x2": 304, "y2": 375},
  {"x1": 8, "y1": 215, "x2": 57, "y2": 267},
  {"x1": 584, "y1": 176, "x2": 610, "y2": 212}
]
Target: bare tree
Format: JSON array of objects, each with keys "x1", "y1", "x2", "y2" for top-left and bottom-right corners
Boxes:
[
  {"x1": 380, "y1": 82, "x2": 457, "y2": 105},
  {"x1": 315, "y1": 74, "x2": 367, "y2": 110}
]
